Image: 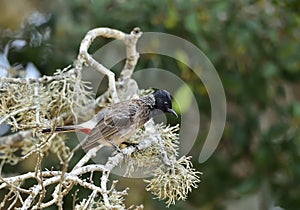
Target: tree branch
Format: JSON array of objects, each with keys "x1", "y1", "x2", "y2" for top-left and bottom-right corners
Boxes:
[{"x1": 0, "y1": 26, "x2": 200, "y2": 209}]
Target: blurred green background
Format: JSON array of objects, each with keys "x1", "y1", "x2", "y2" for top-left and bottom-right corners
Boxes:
[{"x1": 1, "y1": 0, "x2": 300, "y2": 209}]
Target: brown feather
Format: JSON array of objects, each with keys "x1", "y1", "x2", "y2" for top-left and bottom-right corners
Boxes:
[{"x1": 82, "y1": 98, "x2": 152, "y2": 151}]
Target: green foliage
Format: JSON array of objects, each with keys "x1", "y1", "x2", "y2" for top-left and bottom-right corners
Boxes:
[{"x1": 173, "y1": 84, "x2": 193, "y2": 114}]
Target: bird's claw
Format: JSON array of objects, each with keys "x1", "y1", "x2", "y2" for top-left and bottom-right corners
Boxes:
[
  {"x1": 110, "y1": 140, "x2": 131, "y2": 157},
  {"x1": 121, "y1": 142, "x2": 140, "y2": 150},
  {"x1": 109, "y1": 140, "x2": 122, "y2": 152}
]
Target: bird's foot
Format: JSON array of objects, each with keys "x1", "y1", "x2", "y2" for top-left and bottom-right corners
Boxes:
[
  {"x1": 109, "y1": 140, "x2": 122, "y2": 153},
  {"x1": 121, "y1": 141, "x2": 140, "y2": 150}
]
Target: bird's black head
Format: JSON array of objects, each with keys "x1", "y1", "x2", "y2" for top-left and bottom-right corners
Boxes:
[{"x1": 153, "y1": 90, "x2": 178, "y2": 117}]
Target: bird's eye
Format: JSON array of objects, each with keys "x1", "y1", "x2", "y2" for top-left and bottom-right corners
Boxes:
[{"x1": 164, "y1": 101, "x2": 168, "y2": 105}]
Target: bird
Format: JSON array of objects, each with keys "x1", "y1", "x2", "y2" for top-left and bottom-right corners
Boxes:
[{"x1": 42, "y1": 90, "x2": 178, "y2": 151}]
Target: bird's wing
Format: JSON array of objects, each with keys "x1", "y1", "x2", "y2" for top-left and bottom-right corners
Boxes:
[{"x1": 82, "y1": 102, "x2": 138, "y2": 150}]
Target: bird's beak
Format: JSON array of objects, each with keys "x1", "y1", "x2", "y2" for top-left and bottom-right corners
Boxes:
[{"x1": 167, "y1": 108, "x2": 178, "y2": 118}]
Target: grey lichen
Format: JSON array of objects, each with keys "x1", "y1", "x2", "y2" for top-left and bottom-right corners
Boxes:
[
  {"x1": 0, "y1": 66, "x2": 93, "y2": 165},
  {"x1": 0, "y1": 27, "x2": 202, "y2": 209},
  {"x1": 128, "y1": 124, "x2": 180, "y2": 172},
  {"x1": 125, "y1": 123, "x2": 202, "y2": 207},
  {"x1": 0, "y1": 66, "x2": 94, "y2": 132},
  {"x1": 145, "y1": 156, "x2": 202, "y2": 207},
  {"x1": 74, "y1": 188, "x2": 144, "y2": 210}
]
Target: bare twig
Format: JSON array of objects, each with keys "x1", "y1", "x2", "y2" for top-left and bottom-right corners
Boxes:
[
  {"x1": 73, "y1": 145, "x2": 104, "y2": 170},
  {"x1": 120, "y1": 27, "x2": 142, "y2": 81},
  {"x1": 77, "y1": 27, "x2": 142, "y2": 103},
  {"x1": 77, "y1": 28, "x2": 127, "y2": 103}
]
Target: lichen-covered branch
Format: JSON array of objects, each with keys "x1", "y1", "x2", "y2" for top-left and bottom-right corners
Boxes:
[
  {"x1": 77, "y1": 27, "x2": 142, "y2": 103},
  {"x1": 120, "y1": 27, "x2": 142, "y2": 81},
  {"x1": 0, "y1": 27, "x2": 201, "y2": 209}
]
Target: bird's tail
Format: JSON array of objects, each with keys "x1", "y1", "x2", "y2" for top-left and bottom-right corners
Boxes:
[{"x1": 41, "y1": 125, "x2": 78, "y2": 134}]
